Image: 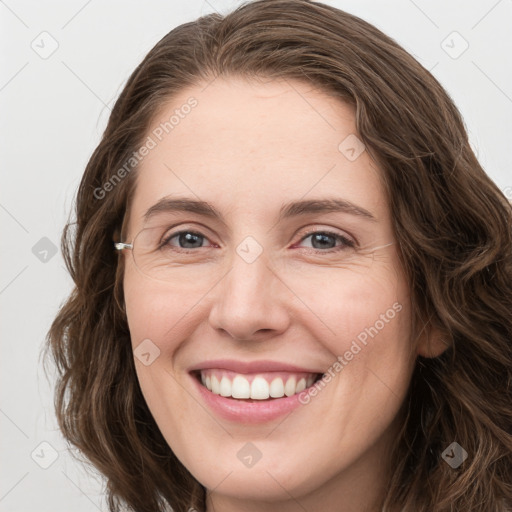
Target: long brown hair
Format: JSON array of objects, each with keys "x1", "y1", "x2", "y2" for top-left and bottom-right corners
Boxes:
[{"x1": 44, "y1": 1, "x2": 512, "y2": 510}]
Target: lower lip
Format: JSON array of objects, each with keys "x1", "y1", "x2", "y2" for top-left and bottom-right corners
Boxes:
[{"x1": 190, "y1": 373, "x2": 306, "y2": 424}]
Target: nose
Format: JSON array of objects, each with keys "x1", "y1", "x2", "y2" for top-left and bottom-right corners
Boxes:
[{"x1": 208, "y1": 248, "x2": 291, "y2": 342}]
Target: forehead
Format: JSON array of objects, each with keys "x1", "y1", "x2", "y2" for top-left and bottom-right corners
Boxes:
[{"x1": 127, "y1": 77, "x2": 388, "y2": 231}]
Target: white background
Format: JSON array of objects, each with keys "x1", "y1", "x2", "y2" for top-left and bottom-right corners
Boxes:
[{"x1": 1, "y1": 1, "x2": 511, "y2": 510}]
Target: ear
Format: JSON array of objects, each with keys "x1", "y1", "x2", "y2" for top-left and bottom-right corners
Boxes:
[{"x1": 416, "y1": 323, "x2": 451, "y2": 358}]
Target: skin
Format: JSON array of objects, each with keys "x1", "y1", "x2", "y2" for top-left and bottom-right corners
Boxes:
[{"x1": 121, "y1": 77, "x2": 446, "y2": 512}]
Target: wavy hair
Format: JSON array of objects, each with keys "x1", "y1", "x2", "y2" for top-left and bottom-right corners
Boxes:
[{"x1": 44, "y1": 1, "x2": 512, "y2": 510}]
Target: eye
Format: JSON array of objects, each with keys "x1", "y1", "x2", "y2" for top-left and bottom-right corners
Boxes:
[
  {"x1": 162, "y1": 230, "x2": 213, "y2": 250},
  {"x1": 158, "y1": 228, "x2": 356, "y2": 253},
  {"x1": 295, "y1": 230, "x2": 356, "y2": 252}
]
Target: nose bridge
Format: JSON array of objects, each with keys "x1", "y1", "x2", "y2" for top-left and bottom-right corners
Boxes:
[
  {"x1": 230, "y1": 245, "x2": 273, "y2": 299},
  {"x1": 208, "y1": 241, "x2": 289, "y2": 340}
]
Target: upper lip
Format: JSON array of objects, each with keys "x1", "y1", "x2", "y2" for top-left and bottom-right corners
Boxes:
[{"x1": 188, "y1": 359, "x2": 322, "y2": 375}]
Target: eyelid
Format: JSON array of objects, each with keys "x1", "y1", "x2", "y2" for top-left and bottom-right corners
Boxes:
[
  {"x1": 160, "y1": 223, "x2": 220, "y2": 245},
  {"x1": 294, "y1": 227, "x2": 357, "y2": 248},
  {"x1": 162, "y1": 229, "x2": 218, "y2": 250},
  {"x1": 162, "y1": 223, "x2": 357, "y2": 252}
]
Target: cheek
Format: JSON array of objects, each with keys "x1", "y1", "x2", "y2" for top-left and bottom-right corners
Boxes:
[
  {"x1": 123, "y1": 261, "x2": 210, "y2": 348},
  {"x1": 285, "y1": 255, "x2": 410, "y2": 353},
  {"x1": 288, "y1": 272, "x2": 413, "y2": 482},
  {"x1": 292, "y1": 256, "x2": 414, "y2": 423},
  {"x1": 123, "y1": 270, "x2": 195, "y2": 437}
]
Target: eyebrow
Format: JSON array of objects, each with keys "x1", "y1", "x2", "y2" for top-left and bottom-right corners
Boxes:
[
  {"x1": 143, "y1": 197, "x2": 377, "y2": 224},
  {"x1": 278, "y1": 198, "x2": 376, "y2": 222},
  {"x1": 144, "y1": 198, "x2": 225, "y2": 223}
]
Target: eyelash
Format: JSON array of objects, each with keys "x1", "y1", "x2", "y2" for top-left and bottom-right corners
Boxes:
[
  {"x1": 161, "y1": 228, "x2": 356, "y2": 254},
  {"x1": 297, "y1": 229, "x2": 356, "y2": 252}
]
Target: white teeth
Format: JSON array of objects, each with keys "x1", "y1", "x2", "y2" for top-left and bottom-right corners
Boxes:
[
  {"x1": 269, "y1": 377, "x2": 285, "y2": 398},
  {"x1": 201, "y1": 371, "x2": 317, "y2": 400},
  {"x1": 231, "y1": 375, "x2": 251, "y2": 399},
  {"x1": 211, "y1": 375, "x2": 220, "y2": 394},
  {"x1": 284, "y1": 376, "x2": 296, "y2": 397},
  {"x1": 296, "y1": 378, "x2": 306, "y2": 393},
  {"x1": 219, "y1": 376, "x2": 231, "y2": 397},
  {"x1": 251, "y1": 376, "x2": 270, "y2": 400}
]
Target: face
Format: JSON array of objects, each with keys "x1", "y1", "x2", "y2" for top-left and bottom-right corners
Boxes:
[{"x1": 122, "y1": 77, "x2": 420, "y2": 511}]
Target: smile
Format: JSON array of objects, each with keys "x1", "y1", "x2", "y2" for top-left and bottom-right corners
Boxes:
[
  {"x1": 189, "y1": 360, "x2": 324, "y2": 423},
  {"x1": 197, "y1": 369, "x2": 320, "y2": 400}
]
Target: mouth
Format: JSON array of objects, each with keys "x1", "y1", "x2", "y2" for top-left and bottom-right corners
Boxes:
[
  {"x1": 188, "y1": 359, "x2": 325, "y2": 423},
  {"x1": 192, "y1": 369, "x2": 323, "y2": 401}
]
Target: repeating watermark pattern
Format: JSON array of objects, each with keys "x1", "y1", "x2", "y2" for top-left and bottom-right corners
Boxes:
[
  {"x1": 30, "y1": 31, "x2": 59, "y2": 60},
  {"x1": 1, "y1": 2, "x2": 509, "y2": 510},
  {"x1": 93, "y1": 97, "x2": 198, "y2": 200},
  {"x1": 30, "y1": 441, "x2": 59, "y2": 469},
  {"x1": 441, "y1": 31, "x2": 469, "y2": 59},
  {"x1": 338, "y1": 134, "x2": 366, "y2": 162},
  {"x1": 134, "y1": 338, "x2": 161, "y2": 366},
  {"x1": 236, "y1": 442, "x2": 263, "y2": 468},
  {"x1": 236, "y1": 235, "x2": 264, "y2": 264},
  {"x1": 299, "y1": 302, "x2": 403, "y2": 404},
  {"x1": 31, "y1": 237, "x2": 58, "y2": 263},
  {"x1": 441, "y1": 441, "x2": 468, "y2": 469}
]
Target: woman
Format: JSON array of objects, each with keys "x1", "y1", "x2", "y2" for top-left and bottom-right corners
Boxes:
[{"x1": 45, "y1": 0, "x2": 512, "y2": 511}]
